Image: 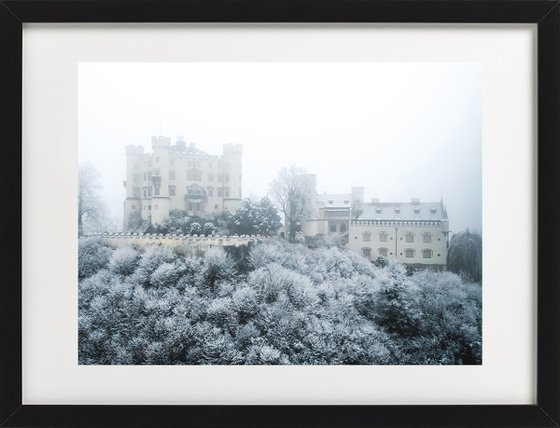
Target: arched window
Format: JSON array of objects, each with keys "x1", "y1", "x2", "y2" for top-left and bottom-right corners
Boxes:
[
  {"x1": 362, "y1": 231, "x2": 371, "y2": 242},
  {"x1": 404, "y1": 248, "x2": 415, "y2": 258},
  {"x1": 379, "y1": 231, "x2": 388, "y2": 242},
  {"x1": 422, "y1": 249, "x2": 433, "y2": 259},
  {"x1": 405, "y1": 232, "x2": 415, "y2": 243},
  {"x1": 378, "y1": 247, "x2": 389, "y2": 257},
  {"x1": 422, "y1": 232, "x2": 432, "y2": 243},
  {"x1": 362, "y1": 248, "x2": 372, "y2": 259},
  {"x1": 340, "y1": 223, "x2": 347, "y2": 233}
]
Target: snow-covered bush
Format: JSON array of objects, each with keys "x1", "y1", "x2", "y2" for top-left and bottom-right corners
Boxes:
[
  {"x1": 78, "y1": 236, "x2": 482, "y2": 365},
  {"x1": 78, "y1": 238, "x2": 113, "y2": 279},
  {"x1": 109, "y1": 246, "x2": 140, "y2": 276}
]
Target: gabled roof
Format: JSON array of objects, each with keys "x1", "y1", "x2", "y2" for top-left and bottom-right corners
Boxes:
[{"x1": 317, "y1": 193, "x2": 352, "y2": 209}]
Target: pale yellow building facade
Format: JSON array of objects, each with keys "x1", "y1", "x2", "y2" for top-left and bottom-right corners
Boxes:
[{"x1": 298, "y1": 174, "x2": 449, "y2": 266}]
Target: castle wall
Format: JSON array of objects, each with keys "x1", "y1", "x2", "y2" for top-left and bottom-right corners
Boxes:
[
  {"x1": 86, "y1": 232, "x2": 262, "y2": 250},
  {"x1": 348, "y1": 221, "x2": 447, "y2": 266}
]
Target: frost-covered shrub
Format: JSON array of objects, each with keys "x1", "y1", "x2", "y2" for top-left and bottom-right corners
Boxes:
[
  {"x1": 109, "y1": 247, "x2": 140, "y2": 276},
  {"x1": 133, "y1": 245, "x2": 176, "y2": 285},
  {"x1": 247, "y1": 263, "x2": 310, "y2": 304},
  {"x1": 447, "y1": 230, "x2": 483, "y2": 282},
  {"x1": 246, "y1": 341, "x2": 285, "y2": 365},
  {"x1": 202, "y1": 247, "x2": 235, "y2": 289},
  {"x1": 206, "y1": 297, "x2": 236, "y2": 329},
  {"x1": 232, "y1": 287, "x2": 258, "y2": 323},
  {"x1": 78, "y1": 236, "x2": 482, "y2": 365},
  {"x1": 149, "y1": 262, "x2": 184, "y2": 288},
  {"x1": 203, "y1": 222, "x2": 215, "y2": 236},
  {"x1": 249, "y1": 239, "x2": 289, "y2": 269},
  {"x1": 189, "y1": 222, "x2": 202, "y2": 235},
  {"x1": 78, "y1": 238, "x2": 113, "y2": 279}
]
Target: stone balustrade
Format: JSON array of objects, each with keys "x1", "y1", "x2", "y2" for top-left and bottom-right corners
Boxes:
[{"x1": 84, "y1": 232, "x2": 262, "y2": 250}]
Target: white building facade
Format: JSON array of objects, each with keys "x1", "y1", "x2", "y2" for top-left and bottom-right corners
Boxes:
[
  {"x1": 298, "y1": 175, "x2": 449, "y2": 267},
  {"x1": 348, "y1": 200, "x2": 449, "y2": 267},
  {"x1": 123, "y1": 136, "x2": 242, "y2": 230}
]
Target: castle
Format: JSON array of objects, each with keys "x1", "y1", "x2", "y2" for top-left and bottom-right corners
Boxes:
[
  {"x1": 123, "y1": 136, "x2": 243, "y2": 231},
  {"x1": 295, "y1": 174, "x2": 450, "y2": 267},
  {"x1": 123, "y1": 139, "x2": 448, "y2": 266}
]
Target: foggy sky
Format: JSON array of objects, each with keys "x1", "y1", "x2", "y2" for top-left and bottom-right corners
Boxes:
[{"x1": 78, "y1": 62, "x2": 482, "y2": 234}]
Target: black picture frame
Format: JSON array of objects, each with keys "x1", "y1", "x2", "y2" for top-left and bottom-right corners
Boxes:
[{"x1": 1, "y1": 1, "x2": 558, "y2": 427}]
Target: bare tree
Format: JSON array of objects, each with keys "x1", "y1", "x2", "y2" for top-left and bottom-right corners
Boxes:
[
  {"x1": 78, "y1": 163, "x2": 105, "y2": 236},
  {"x1": 270, "y1": 166, "x2": 312, "y2": 243}
]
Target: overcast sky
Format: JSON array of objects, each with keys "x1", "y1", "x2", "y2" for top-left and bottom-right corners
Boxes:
[{"x1": 79, "y1": 62, "x2": 482, "y2": 234}]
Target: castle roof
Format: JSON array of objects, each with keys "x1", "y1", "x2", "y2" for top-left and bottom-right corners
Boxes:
[
  {"x1": 358, "y1": 200, "x2": 447, "y2": 222},
  {"x1": 317, "y1": 193, "x2": 352, "y2": 209}
]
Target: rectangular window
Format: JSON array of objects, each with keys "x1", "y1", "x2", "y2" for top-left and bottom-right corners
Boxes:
[
  {"x1": 133, "y1": 187, "x2": 141, "y2": 197},
  {"x1": 225, "y1": 174, "x2": 229, "y2": 182},
  {"x1": 217, "y1": 173, "x2": 223, "y2": 182},
  {"x1": 405, "y1": 233, "x2": 414, "y2": 243},
  {"x1": 217, "y1": 188, "x2": 223, "y2": 197},
  {"x1": 423, "y1": 234, "x2": 432, "y2": 243},
  {"x1": 207, "y1": 187, "x2": 214, "y2": 197},
  {"x1": 208, "y1": 173, "x2": 214, "y2": 182},
  {"x1": 187, "y1": 170, "x2": 202, "y2": 181},
  {"x1": 422, "y1": 249, "x2": 433, "y2": 258},
  {"x1": 169, "y1": 185, "x2": 176, "y2": 196},
  {"x1": 379, "y1": 232, "x2": 388, "y2": 242},
  {"x1": 169, "y1": 170, "x2": 176, "y2": 180},
  {"x1": 225, "y1": 188, "x2": 230, "y2": 197},
  {"x1": 147, "y1": 187, "x2": 152, "y2": 197},
  {"x1": 405, "y1": 249, "x2": 414, "y2": 258}
]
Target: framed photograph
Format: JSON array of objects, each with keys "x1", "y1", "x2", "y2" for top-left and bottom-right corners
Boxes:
[{"x1": 2, "y1": 0, "x2": 559, "y2": 426}]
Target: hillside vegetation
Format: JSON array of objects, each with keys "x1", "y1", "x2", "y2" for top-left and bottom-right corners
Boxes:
[{"x1": 78, "y1": 237, "x2": 481, "y2": 365}]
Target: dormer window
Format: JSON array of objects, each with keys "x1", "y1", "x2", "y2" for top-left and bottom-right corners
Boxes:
[
  {"x1": 344, "y1": 200, "x2": 349, "y2": 204},
  {"x1": 430, "y1": 208, "x2": 437, "y2": 214},
  {"x1": 414, "y1": 208, "x2": 420, "y2": 214},
  {"x1": 376, "y1": 207, "x2": 382, "y2": 214},
  {"x1": 328, "y1": 200, "x2": 334, "y2": 204},
  {"x1": 395, "y1": 208, "x2": 401, "y2": 214}
]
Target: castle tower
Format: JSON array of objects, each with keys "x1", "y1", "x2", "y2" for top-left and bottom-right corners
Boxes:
[
  {"x1": 221, "y1": 143, "x2": 243, "y2": 212},
  {"x1": 150, "y1": 136, "x2": 171, "y2": 225},
  {"x1": 123, "y1": 145, "x2": 144, "y2": 231}
]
